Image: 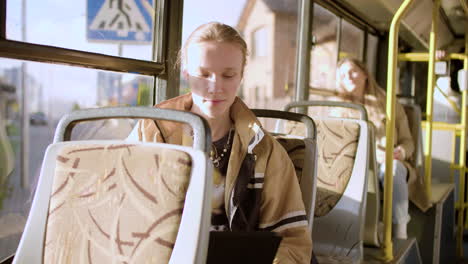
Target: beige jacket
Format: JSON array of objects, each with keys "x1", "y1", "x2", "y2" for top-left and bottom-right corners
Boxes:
[{"x1": 129, "y1": 93, "x2": 312, "y2": 263}]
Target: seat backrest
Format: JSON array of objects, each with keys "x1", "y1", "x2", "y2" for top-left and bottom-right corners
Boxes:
[
  {"x1": 274, "y1": 135, "x2": 317, "y2": 228},
  {"x1": 14, "y1": 107, "x2": 213, "y2": 264},
  {"x1": 283, "y1": 101, "x2": 375, "y2": 259},
  {"x1": 313, "y1": 118, "x2": 360, "y2": 216},
  {"x1": 251, "y1": 109, "x2": 318, "y2": 229},
  {"x1": 48, "y1": 142, "x2": 192, "y2": 263},
  {"x1": 311, "y1": 117, "x2": 370, "y2": 263},
  {"x1": 281, "y1": 117, "x2": 378, "y2": 252}
]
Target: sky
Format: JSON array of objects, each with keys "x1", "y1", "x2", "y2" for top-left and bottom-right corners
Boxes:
[{"x1": 1, "y1": 0, "x2": 246, "y2": 114}]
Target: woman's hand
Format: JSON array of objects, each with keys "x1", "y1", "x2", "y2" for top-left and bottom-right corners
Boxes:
[{"x1": 393, "y1": 146, "x2": 406, "y2": 161}]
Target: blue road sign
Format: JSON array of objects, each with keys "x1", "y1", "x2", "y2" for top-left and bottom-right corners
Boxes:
[{"x1": 87, "y1": 0, "x2": 154, "y2": 44}]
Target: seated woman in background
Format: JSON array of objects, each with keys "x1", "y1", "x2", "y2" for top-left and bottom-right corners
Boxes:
[
  {"x1": 128, "y1": 22, "x2": 312, "y2": 263},
  {"x1": 336, "y1": 58, "x2": 430, "y2": 239}
]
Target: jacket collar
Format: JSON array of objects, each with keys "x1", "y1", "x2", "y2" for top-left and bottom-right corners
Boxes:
[{"x1": 229, "y1": 96, "x2": 264, "y2": 153}]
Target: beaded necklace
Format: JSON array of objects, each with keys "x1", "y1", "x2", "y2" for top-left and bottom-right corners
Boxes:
[{"x1": 210, "y1": 127, "x2": 234, "y2": 168}]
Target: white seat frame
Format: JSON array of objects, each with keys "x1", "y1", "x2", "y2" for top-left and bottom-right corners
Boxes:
[{"x1": 312, "y1": 117, "x2": 370, "y2": 263}]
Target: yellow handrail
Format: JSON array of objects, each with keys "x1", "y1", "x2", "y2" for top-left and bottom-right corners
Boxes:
[
  {"x1": 421, "y1": 121, "x2": 464, "y2": 131},
  {"x1": 450, "y1": 131, "x2": 457, "y2": 183},
  {"x1": 424, "y1": 0, "x2": 440, "y2": 204},
  {"x1": 384, "y1": 0, "x2": 414, "y2": 260},
  {"x1": 450, "y1": 53, "x2": 467, "y2": 61},
  {"x1": 398, "y1": 53, "x2": 430, "y2": 61},
  {"x1": 398, "y1": 52, "x2": 466, "y2": 61},
  {"x1": 434, "y1": 84, "x2": 461, "y2": 114},
  {"x1": 458, "y1": 27, "x2": 468, "y2": 257}
]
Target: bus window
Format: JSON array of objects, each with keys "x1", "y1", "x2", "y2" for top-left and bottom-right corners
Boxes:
[
  {"x1": 339, "y1": 20, "x2": 365, "y2": 61},
  {"x1": 6, "y1": 0, "x2": 158, "y2": 61},
  {"x1": 181, "y1": 0, "x2": 299, "y2": 113},
  {"x1": 309, "y1": 4, "x2": 339, "y2": 93},
  {"x1": 0, "y1": 57, "x2": 153, "y2": 260}
]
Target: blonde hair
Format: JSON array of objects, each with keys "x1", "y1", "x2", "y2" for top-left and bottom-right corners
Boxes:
[{"x1": 179, "y1": 22, "x2": 248, "y2": 75}]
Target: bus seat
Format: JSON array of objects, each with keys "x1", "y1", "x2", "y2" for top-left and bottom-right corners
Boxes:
[
  {"x1": 274, "y1": 136, "x2": 317, "y2": 227},
  {"x1": 398, "y1": 100, "x2": 425, "y2": 181},
  {"x1": 311, "y1": 117, "x2": 370, "y2": 263},
  {"x1": 284, "y1": 101, "x2": 377, "y2": 257},
  {"x1": 252, "y1": 109, "x2": 318, "y2": 229},
  {"x1": 0, "y1": 116, "x2": 15, "y2": 183},
  {"x1": 13, "y1": 107, "x2": 213, "y2": 264}
]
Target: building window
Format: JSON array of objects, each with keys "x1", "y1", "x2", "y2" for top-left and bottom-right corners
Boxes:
[{"x1": 252, "y1": 27, "x2": 267, "y2": 58}]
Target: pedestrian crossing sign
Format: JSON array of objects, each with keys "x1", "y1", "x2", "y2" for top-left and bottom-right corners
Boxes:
[{"x1": 87, "y1": 0, "x2": 154, "y2": 44}]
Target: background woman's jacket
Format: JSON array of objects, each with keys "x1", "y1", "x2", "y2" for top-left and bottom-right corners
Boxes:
[{"x1": 364, "y1": 87, "x2": 431, "y2": 212}]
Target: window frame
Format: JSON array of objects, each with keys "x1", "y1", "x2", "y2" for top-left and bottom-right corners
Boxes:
[
  {"x1": 299, "y1": 1, "x2": 380, "y2": 99},
  {"x1": 0, "y1": 0, "x2": 184, "y2": 206},
  {"x1": 0, "y1": 0, "x2": 184, "y2": 101}
]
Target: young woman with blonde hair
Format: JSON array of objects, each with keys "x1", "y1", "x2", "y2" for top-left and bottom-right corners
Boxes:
[{"x1": 129, "y1": 22, "x2": 312, "y2": 263}]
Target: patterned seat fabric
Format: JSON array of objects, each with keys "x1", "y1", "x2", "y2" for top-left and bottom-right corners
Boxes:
[
  {"x1": 44, "y1": 143, "x2": 192, "y2": 263},
  {"x1": 314, "y1": 119, "x2": 360, "y2": 217},
  {"x1": 274, "y1": 136, "x2": 306, "y2": 183}
]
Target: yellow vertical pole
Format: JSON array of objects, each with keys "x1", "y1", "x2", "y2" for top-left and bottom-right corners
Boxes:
[
  {"x1": 384, "y1": 0, "x2": 414, "y2": 261},
  {"x1": 450, "y1": 132, "x2": 456, "y2": 182},
  {"x1": 457, "y1": 28, "x2": 468, "y2": 257},
  {"x1": 424, "y1": 0, "x2": 440, "y2": 203},
  {"x1": 462, "y1": 91, "x2": 468, "y2": 231}
]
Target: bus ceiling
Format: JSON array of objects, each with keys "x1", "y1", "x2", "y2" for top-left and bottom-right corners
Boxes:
[{"x1": 331, "y1": 0, "x2": 466, "y2": 50}]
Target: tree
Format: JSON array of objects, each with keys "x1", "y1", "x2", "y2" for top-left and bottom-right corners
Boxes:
[{"x1": 137, "y1": 82, "x2": 151, "y2": 106}]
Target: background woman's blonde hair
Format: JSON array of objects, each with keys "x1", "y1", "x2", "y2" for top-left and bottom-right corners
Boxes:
[
  {"x1": 336, "y1": 57, "x2": 387, "y2": 122},
  {"x1": 179, "y1": 22, "x2": 248, "y2": 75}
]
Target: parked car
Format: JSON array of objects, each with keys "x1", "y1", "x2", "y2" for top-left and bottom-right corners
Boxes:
[{"x1": 30, "y1": 112, "x2": 47, "y2": 126}]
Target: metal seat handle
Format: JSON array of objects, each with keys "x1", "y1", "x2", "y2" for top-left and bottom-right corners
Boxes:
[
  {"x1": 251, "y1": 109, "x2": 316, "y2": 139},
  {"x1": 284, "y1": 100, "x2": 368, "y2": 121}
]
